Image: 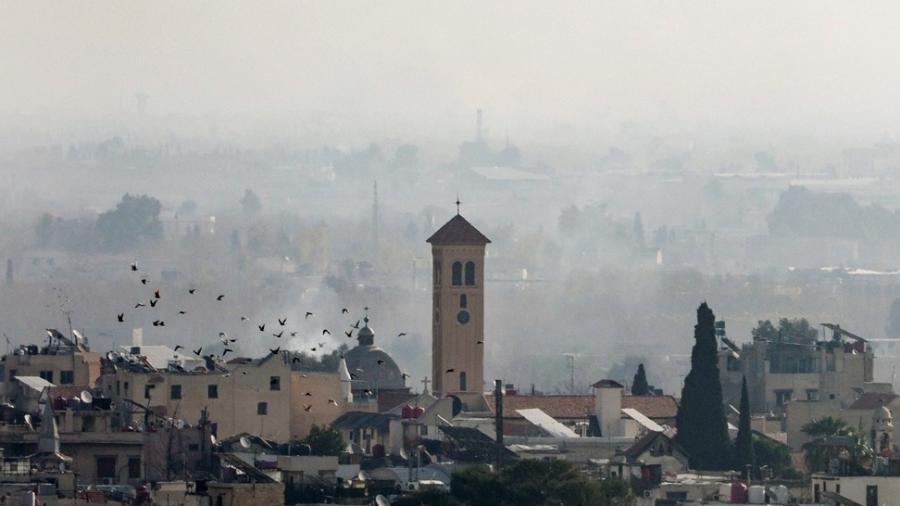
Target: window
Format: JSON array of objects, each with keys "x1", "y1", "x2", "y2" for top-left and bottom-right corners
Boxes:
[
  {"x1": 208, "y1": 385, "x2": 218, "y2": 399},
  {"x1": 465, "y1": 261, "x2": 476, "y2": 285},
  {"x1": 81, "y1": 416, "x2": 95, "y2": 432},
  {"x1": 451, "y1": 262, "x2": 463, "y2": 286},
  {"x1": 144, "y1": 385, "x2": 153, "y2": 400},
  {"x1": 459, "y1": 371, "x2": 467, "y2": 391},
  {"x1": 806, "y1": 389, "x2": 819, "y2": 401},
  {"x1": 459, "y1": 294, "x2": 467, "y2": 309},
  {"x1": 96, "y1": 456, "x2": 116, "y2": 480},
  {"x1": 39, "y1": 370, "x2": 53, "y2": 383},
  {"x1": 116, "y1": 381, "x2": 120, "y2": 396},
  {"x1": 257, "y1": 402, "x2": 268, "y2": 415},
  {"x1": 9, "y1": 369, "x2": 16, "y2": 382},
  {"x1": 270, "y1": 376, "x2": 281, "y2": 391},
  {"x1": 170, "y1": 385, "x2": 182, "y2": 400},
  {"x1": 0, "y1": 365, "x2": 4, "y2": 382},
  {"x1": 433, "y1": 262, "x2": 441, "y2": 285},
  {"x1": 128, "y1": 457, "x2": 141, "y2": 479},
  {"x1": 124, "y1": 381, "x2": 129, "y2": 392},
  {"x1": 867, "y1": 485, "x2": 878, "y2": 506},
  {"x1": 774, "y1": 389, "x2": 793, "y2": 407},
  {"x1": 60, "y1": 370, "x2": 74, "y2": 384}
]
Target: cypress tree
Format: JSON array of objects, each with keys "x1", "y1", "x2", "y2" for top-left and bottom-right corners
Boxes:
[
  {"x1": 734, "y1": 376, "x2": 755, "y2": 476},
  {"x1": 632, "y1": 363, "x2": 650, "y2": 395},
  {"x1": 675, "y1": 302, "x2": 731, "y2": 470}
]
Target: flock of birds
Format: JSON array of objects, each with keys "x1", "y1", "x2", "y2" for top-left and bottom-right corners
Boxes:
[{"x1": 116, "y1": 261, "x2": 420, "y2": 409}]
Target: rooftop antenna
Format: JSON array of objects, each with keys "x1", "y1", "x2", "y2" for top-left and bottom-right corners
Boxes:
[{"x1": 455, "y1": 195, "x2": 461, "y2": 215}]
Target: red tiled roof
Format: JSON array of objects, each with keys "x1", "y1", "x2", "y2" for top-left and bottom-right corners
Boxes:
[
  {"x1": 622, "y1": 395, "x2": 679, "y2": 419},
  {"x1": 484, "y1": 394, "x2": 679, "y2": 420},
  {"x1": 847, "y1": 392, "x2": 898, "y2": 410},
  {"x1": 426, "y1": 214, "x2": 491, "y2": 245}
]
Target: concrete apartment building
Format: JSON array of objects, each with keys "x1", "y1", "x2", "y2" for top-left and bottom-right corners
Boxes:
[
  {"x1": 98, "y1": 346, "x2": 343, "y2": 442},
  {"x1": 718, "y1": 324, "x2": 873, "y2": 414},
  {"x1": 0, "y1": 329, "x2": 101, "y2": 401}
]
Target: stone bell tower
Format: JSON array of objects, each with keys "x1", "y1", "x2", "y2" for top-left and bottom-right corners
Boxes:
[{"x1": 427, "y1": 210, "x2": 490, "y2": 396}]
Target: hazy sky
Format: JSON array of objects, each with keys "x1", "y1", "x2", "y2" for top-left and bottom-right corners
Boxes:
[{"x1": 3, "y1": 1, "x2": 900, "y2": 136}]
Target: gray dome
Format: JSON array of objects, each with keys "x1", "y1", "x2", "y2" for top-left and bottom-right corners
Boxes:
[{"x1": 344, "y1": 320, "x2": 405, "y2": 391}]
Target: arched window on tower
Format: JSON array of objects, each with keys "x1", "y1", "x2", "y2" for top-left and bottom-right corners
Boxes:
[
  {"x1": 452, "y1": 262, "x2": 463, "y2": 286},
  {"x1": 459, "y1": 371, "x2": 467, "y2": 391},
  {"x1": 465, "y1": 261, "x2": 476, "y2": 285},
  {"x1": 459, "y1": 294, "x2": 467, "y2": 308}
]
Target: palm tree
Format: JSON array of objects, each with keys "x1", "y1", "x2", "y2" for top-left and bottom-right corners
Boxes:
[{"x1": 801, "y1": 417, "x2": 872, "y2": 474}]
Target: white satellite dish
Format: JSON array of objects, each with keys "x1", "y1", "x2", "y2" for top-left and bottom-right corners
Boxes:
[
  {"x1": 210, "y1": 434, "x2": 217, "y2": 446},
  {"x1": 175, "y1": 419, "x2": 185, "y2": 429},
  {"x1": 375, "y1": 496, "x2": 390, "y2": 506},
  {"x1": 239, "y1": 436, "x2": 251, "y2": 449},
  {"x1": 73, "y1": 329, "x2": 85, "y2": 343},
  {"x1": 23, "y1": 414, "x2": 33, "y2": 431},
  {"x1": 80, "y1": 391, "x2": 93, "y2": 404}
]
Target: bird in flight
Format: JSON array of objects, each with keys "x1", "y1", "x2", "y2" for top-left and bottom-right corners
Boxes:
[
  {"x1": 216, "y1": 294, "x2": 225, "y2": 301},
  {"x1": 222, "y1": 348, "x2": 233, "y2": 357},
  {"x1": 152, "y1": 320, "x2": 165, "y2": 327},
  {"x1": 397, "y1": 332, "x2": 407, "y2": 337},
  {"x1": 141, "y1": 278, "x2": 148, "y2": 285},
  {"x1": 188, "y1": 288, "x2": 197, "y2": 295},
  {"x1": 240, "y1": 316, "x2": 248, "y2": 321},
  {"x1": 304, "y1": 392, "x2": 313, "y2": 396},
  {"x1": 174, "y1": 345, "x2": 183, "y2": 351},
  {"x1": 305, "y1": 312, "x2": 314, "y2": 319},
  {"x1": 310, "y1": 347, "x2": 317, "y2": 352},
  {"x1": 131, "y1": 262, "x2": 138, "y2": 272},
  {"x1": 290, "y1": 332, "x2": 298, "y2": 337},
  {"x1": 344, "y1": 330, "x2": 353, "y2": 338},
  {"x1": 278, "y1": 318, "x2": 287, "y2": 326},
  {"x1": 322, "y1": 329, "x2": 330, "y2": 335},
  {"x1": 134, "y1": 303, "x2": 145, "y2": 308},
  {"x1": 273, "y1": 331, "x2": 283, "y2": 338},
  {"x1": 317, "y1": 342, "x2": 325, "y2": 348},
  {"x1": 476, "y1": 340, "x2": 484, "y2": 344},
  {"x1": 269, "y1": 347, "x2": 280, "y2": 355},
  {"x1": 328, "y1": 399, "x2": 339, "y2": 406},
  {"x1": 341, "y1": 308, "x2": 349, "y2": 314},
  {"x1": 352, "y1": 320, "x2": 360, "y2": 329},
  {"x1": 445, "y1": 368, "x2": 455, "y2": 373},
  {"x1": 401, "y1": 373, "x2": 410, "y2": 380},
  {"x1": 154, "y1": 289, "x2": 161, "y2": 299},
  {"x1": 376, "y1": 359, "x2": 385, "y2": 366},
  {"x1": 117, "y1": 313, "x2": 124, "y2": 322},
  {"x1": 149, "y1": 299, "x2": 158, "y2": 308},
  {"x1": 178, "y1": 310, "x2": 186, "y2": 315},
  {"x1": 258, "y1": 324, "x2": 266, "y2": 332},
  {"x1": 193, "y1": 347, "x2": 202, "y2": 356},
  {"x1": 303, "y1": 405, "x2": 312, "y2": 412}
]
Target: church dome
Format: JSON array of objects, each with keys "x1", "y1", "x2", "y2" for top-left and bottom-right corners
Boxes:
[{"x1": 344, "y1": 316, "x2": 405, "y2": 391}]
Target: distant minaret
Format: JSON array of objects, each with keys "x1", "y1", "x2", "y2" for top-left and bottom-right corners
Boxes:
[
  {"x1": 476, "y1": 109, "x2": 484, "y2": 144},
  {"x1": 338, "y1": 357, "x2": 354, "y2": 403},
  {"x1": 372, "y1": 180, "x2": 379, "y2": 263}
]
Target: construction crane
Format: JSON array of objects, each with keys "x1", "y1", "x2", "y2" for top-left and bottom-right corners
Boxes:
[{"x1": 821, "y1": 323, "x2": 868, "y2": 343}]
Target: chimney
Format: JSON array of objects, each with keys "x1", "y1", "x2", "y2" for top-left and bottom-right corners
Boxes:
[{"x1": 593, "y1": 379, "x2": 624, "y2": 438}]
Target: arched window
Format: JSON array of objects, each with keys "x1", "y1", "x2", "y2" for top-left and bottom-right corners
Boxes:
[
  {"x1": 459, "y1": 294, "x2": 467, "y2": 308},
  {"x1": 459, "y1": 371, "x2": 467, "y2": 391},
  {"x1": 464, "y1": 261, "x2": 476, "y2": 285},
  {"x1": 452, "y1": 262, "x2": 463, "y2": 286}
]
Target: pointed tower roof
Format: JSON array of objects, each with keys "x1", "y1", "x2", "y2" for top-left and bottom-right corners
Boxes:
[
  {"x1": 426, "y1": 214, "x2": 491, "y2": 245},
  {"x1": 338, "y1": 357, "x2": 352, "y2": 383}
]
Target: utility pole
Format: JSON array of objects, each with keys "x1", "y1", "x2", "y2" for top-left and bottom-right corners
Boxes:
[{"x1": 494, "y1": 379, "x2": 504, "y2": 472}]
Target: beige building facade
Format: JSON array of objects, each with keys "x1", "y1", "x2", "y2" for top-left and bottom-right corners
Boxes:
[{"x1": 99, "y1": 351, "x2": 343, "y2": 442}]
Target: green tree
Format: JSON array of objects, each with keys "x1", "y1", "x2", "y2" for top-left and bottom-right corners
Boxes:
[
  {"x1": 450, "y1": 460, "x2": 633, "y2": 506},
  {"x1": 801, "y1": 416, "x2": 872, "y2": 474},
  {"x1": 751, "y1": 318, "x2": 817, "y2": 343},
  {"x1": 886, "y1": 298, "x2": 900, "y2": 337},
  {"x1": 734, "y1": 377, "x2": 755, "y2": 476},
  {"x1": 675, "y1": 302, "x2": 731, "y2": 470},
  {"x1": 752, "y1": 435, "x2": 796, "y2": 479},
  {"x1": 631, "y1": 364, "x2": 650, "y2": 395},
  {"x1": 96, "y1": 194, "x2": 163, "y2": 251},
  {"x1": 304, "y1": 424, "x2": 344, "y2": 456},
  {"x1": 241, "y1": 188, "x2": 262, "y2": 216}
]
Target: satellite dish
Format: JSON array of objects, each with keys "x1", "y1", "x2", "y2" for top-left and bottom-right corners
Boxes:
[
  {"x1": 210, "y1": 434, "x2": 217, "y2": 446},
  {"x1": 80, "y1": 391, "x2": 93, "y2": 404},
  {"x1": 375, "y1": 496, "x2": 390, "y2": 506},
  {"x1": 239, "y1": 436, "x2": 251, "y2": 449},
  {"x1": 73, "y1": 329, "x2": 85, "y2": 342},
  {"x1": 23, "y1": 414, "x2": 33, "y2": 431},
  {"x1": 175, "y1": 419, "x2": 185, "y2": 429},
  {"x1": 106, "y1": 351, "x2": 116, "y2": 361},
  {"x1": 399, "y1": 447, "x2": 408, "y2": 460}
]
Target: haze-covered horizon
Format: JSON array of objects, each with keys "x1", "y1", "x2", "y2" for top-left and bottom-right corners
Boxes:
[{"x1": 5, "y1": 1, "x2": 900, "y2": 143}]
